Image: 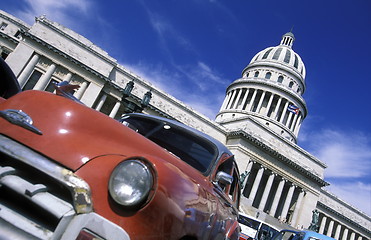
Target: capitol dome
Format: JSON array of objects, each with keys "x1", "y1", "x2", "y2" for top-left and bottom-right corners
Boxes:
[
  {"x1": 246, "y1": 32, "x2": 306, "y2": 83},
  {"x1": 216, "y1": 32, "x2": 308, "y2": 143}
]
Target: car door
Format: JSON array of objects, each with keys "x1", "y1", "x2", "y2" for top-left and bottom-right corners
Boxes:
[{"x1": 209, "y1": 155, "x2": 241, "y2": 240}]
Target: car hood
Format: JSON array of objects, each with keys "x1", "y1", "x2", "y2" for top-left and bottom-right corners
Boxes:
[{"x1": 0, "y1": 90, "x2": 173, "y2": 171}]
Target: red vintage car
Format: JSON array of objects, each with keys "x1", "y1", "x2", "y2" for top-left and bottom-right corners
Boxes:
[{"x1": 0, "y1": 58, "x2": 241, "y2": 240}]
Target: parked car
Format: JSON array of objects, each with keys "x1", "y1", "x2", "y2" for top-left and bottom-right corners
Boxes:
[
  {"x1": 271, "y1": 229, "x2": 336, "y2": 240},
  {"x1": 238, "y1": 212, "x2": 279, "y2": 240},
  {"x1": 0, "y1": 58, "x2": 241, "y2": 240}
]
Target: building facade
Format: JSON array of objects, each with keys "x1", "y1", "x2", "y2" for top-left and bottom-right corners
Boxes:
[{"x1": 0, "y1": 10, "x2": 370, "y2": 240}]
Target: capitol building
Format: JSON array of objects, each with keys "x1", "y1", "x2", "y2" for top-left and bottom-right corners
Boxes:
[{"x1": 0, "y1": 10, "x2": 370, "y2": 239}]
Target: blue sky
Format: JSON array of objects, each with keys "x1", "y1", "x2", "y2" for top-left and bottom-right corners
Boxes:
[{"x1": 2, "y1": 0, "x2": 370, "y2": 216}]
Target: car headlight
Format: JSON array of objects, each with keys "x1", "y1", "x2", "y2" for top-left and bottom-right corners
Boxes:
[{"x1": 109, "y1": 160, "x2": 154, "y2": 207}]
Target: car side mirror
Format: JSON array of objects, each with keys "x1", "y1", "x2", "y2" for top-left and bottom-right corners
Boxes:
[{"x1": 215, "y1": 171, "x2": 233, "y2": 186}]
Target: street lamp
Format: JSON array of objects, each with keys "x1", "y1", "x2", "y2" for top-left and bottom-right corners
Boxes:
[
  {"x1": 123, "y1": 80, "x2": 134, "y2": 97},
  {"x1": 141, "y1": 90, "x2": 152, "y2": 108}
]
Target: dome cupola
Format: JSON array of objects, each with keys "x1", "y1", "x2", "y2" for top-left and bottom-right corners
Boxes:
[
  {"x1": 247, "y1": 32, "x2": 306, "y2": 83},
  {"x1": 280, "y1": 31, "x2": 295, "y2": 48},
  {"x1": 216, "y1": 32, "x2": 308, "y2": 143}
]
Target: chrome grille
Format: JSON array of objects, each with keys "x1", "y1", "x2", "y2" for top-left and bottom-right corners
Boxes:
[{"x1": 0, "y1": 134, "x2": 92, "y2": 239}]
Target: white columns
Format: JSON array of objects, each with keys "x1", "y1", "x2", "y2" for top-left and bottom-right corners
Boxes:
[
  {"x1": 290, "y1": 111, "x2": 299, "y2": 131},
  {"x1": 220, "y1": 91, "x2": 231, "y2": 110},
  {"x1": 245, "y1": 160, "x2": 254, "y2": 175},
  {"x1": 273, "y1": 97, "x2": 282, "y2": 120},
  {"x1": 270, "y1": 178, "x2": 285, "y2": 217},
  {"x1": 64, "y1": 72, "x2": 72, "y2": 82},
  {"x1": 34, "y1": 63, "x2": 56, "y2": 90},
  {"x1": 248, "y1": 166, "x2": 264, "y2": 201},
  {"x1": 264, "y1": 93, "x2": 274, "y2": 115},
  {"x1": 239, "y1": 89, "x2": 250, "y2": 110},
  {"x1": 293, "y1": 114, "x2": 302, "y2": 135},
  {"x1": 18, "y1": 54, "x2": 40, "y2": 87},
  {"x1": 281, "y1": 184, "x2": 295, "y2": 220},
  {"x1": 258, "y1": 172, "x2": 275, "y2": 210},
  {"x1": 334, "y1": 224, "x2": 342, "y2": 240},
  {"x1": 242, "y1": 161, "x2": 254, "y2": 190},
  {"x1": 109, "y1": 100, "x2": 121, "y2": 118},
  {"x1": 296, "y1": 121, "x2": 303, "y2": 136},
  {"x1": 319, "y1": 216, "x2": 327, "y2": 234},
  {"x1": 350, "y1": 232, "x2": 356, "y2": 240},
  {"x1": 75, "y1": 81, "x2": 88, "y2": 99},
  {"x1": 95, "y1": 94, "x2": 107, "y2": 111},
  {"x1": 327, "y1": 220, "x2": 334, "y2": 237},
  {"x1": 247, "y1": 89, "x2": 257, "y2": 111},
  {"x1": 279, "y1": 101, "x2": 289, "y2": 123},
  {"x1": 291, "y1": 189, "x2": 304, "y2": 226},
  {"x1": 232, "y1": 89, "x2": 243, "y2": 109},
  {"x1": 342, "y1": 229, "x2": 349, "y2": 240},
  {"x1": 256, "y1": 91, "x2": 266, "y2": 113},
  {"x1": 286, "y1": 112, "x2": 294, "y2": 127},
  {"x1": 226, "y1": 90, "x2": 237, "y2": 109}
]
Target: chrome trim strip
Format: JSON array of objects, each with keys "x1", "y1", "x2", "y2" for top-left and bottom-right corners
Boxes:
[
  {"x1": 0, "y1": 109, "x2": 42, "y2": 135},
  {"x1": 0, "y1": 134, "x2": 92, "y2": 213}
]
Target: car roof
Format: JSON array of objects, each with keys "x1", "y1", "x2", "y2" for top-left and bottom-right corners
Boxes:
[
  {"x1": 302, "y1": 230, "x2": 336, "y2": 240},
  {"x1": 238, "y1": 212, "x2": 280, "y2": 230},
  {"x1": 124, "y1": 113, "x2": 233, "y2": 156},
  {"x1": 277, "y1": 230, "x2": 336, "y2": 240}
]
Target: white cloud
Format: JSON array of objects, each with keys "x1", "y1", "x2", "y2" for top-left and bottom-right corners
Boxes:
[
  {"x1": 303, "y1": 129, "x2": 371, "y2": 178},
  {"x1": 196, "y1": 62, "x2": 229, "y2": 84},
  {"x1": 122, "y1": 60, "x2": 225, "y2": 119},
  {"x1": 13, "y1": 0, "x2": 91, "y2": 26},
  {"x1": 130, "y1": 3, "x2": 229, "y2": 119},
  {"x1": 122, "y1": 61, "x2": 178, "y2": 96},
  {"x1": 143, "y1": 6, "x2": 194, "y2": 59},
  {"x1": 171, "y1": 61, "x2": 229, "y2": 93},
  {"x1": 300, "y1": 128, "x2": 371, "y2": 215}
]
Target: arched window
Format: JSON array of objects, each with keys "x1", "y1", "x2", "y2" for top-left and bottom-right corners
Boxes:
[
  {"x1": 273, "y1": 48, "x2": 282, "y2": 60},
  {"x1": 265, "y1": 72, "x2": 271, "y2": 79},
  {"x1": 246, "y1": 72, "x2": 249, "y2": 78},
  {"x1": 284, "y1": 49, "x2": 291, "y2": 63},
  {"x1": 278, "y1": 76, "x2": 284, "y2": 83},
  {"x1": 289, "y1": 81, "x2": 294, "y2": 88},
  {"x1": 262, "y1": 48, "x2": 273, "y2": 59},
  {"x1": 294, "y1": 55, "x2": 299, "y2": 68},
  {"x1": 254, "y1": 71, "x2": 259, "y2": 78}
]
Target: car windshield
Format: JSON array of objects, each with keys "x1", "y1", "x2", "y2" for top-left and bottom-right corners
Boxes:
[
  {"x1": 121, "y1": 116, "x2": 217, "y2": 173},
  {"x1": 257, "y1": 224, "x2": 279, "y2": 240},
  {"x1": 238, "y1": 215, "x2": 260, "y2": 230}
]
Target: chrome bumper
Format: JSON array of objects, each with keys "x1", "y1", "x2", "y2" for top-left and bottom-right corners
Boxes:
[{"x1": 0, "y1": 134, "x2": 130, "y2": 240}]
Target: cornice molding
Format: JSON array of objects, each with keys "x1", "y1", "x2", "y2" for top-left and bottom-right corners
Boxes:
[
  {"x1": 0, "y1": 31, "x2": 19, "y2": 44},
  {"x1": 317, "y1": 201, "x2": 371, "y2": 235},
  {"x1": 217, "y1": 109, "x2": 298, "y2": 141},
  {"x1": 226, "y1": 129, "x2": 328, "y2": 187},
  {"x1": 35, "y1": 16, "x2": 117, "y2": 65},
  {"x1": 320, "y1": 189, "x2": 371, "y2": 221},
  {"x1": 0, "y1": 10, "x2": 31, "y2": 30},
  {"x1": 22, "y1": 30, "x2": 110, "y2": 83}
]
